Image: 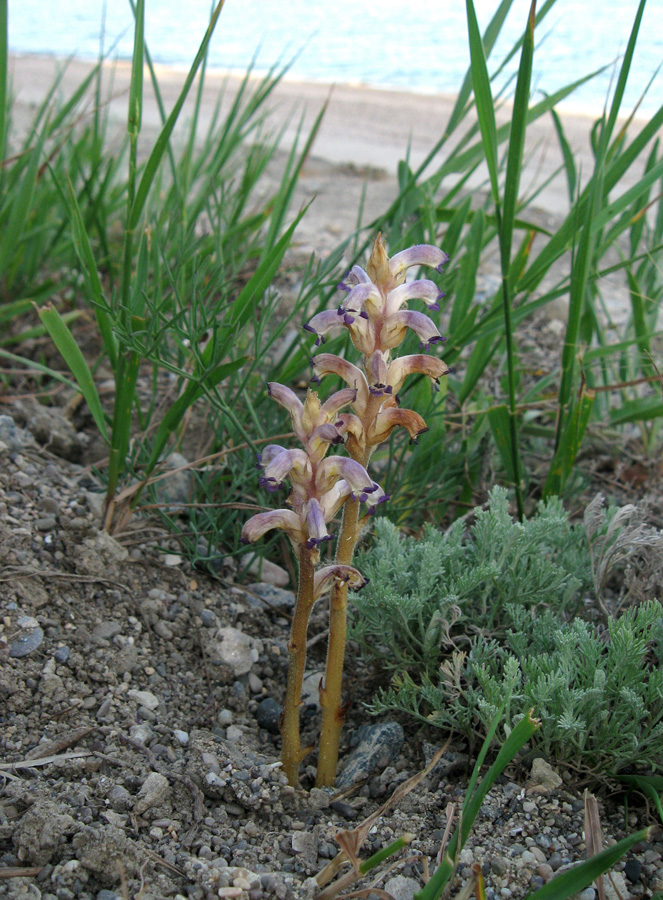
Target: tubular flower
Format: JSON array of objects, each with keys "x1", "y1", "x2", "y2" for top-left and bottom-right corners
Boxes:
[
  {"x1": 305, "y1": 234, "x2": 448, "y2": 356},
  {"x1": 313, "y1": 565, "x2": 368, "y2": 600},
  {"x1": 242, "y1": 382, "x2": 387, "y2": 560}
]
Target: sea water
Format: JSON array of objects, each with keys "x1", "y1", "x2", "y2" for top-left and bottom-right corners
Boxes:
[{"x1": 9, "y1": 0, "x2": 663, "y2": 117}]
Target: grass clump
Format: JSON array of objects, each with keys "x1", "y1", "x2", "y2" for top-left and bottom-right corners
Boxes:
[{"x1": 353, "y1": 487, "x2": 663, "y2": 777}]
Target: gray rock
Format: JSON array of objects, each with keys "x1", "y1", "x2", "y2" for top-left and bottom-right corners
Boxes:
[
  {"x1": 153, "y1": 452, "x2": 193, "y2": 511},
  {"x1": 337, "y1": 722, "x2": 404, "y2": 788},
  {"x1": 127, "y1": 689, "x2": 159, "y2": 710},
  {"x1": 256, "y1": 697, "x2": 281, "y2": 734},
  {"x1": 0, "y1": 414, "x2": 30, "y2": 451},
  {"x1": 35, "y1": 515, "x2": 57, "y2": 531},
  {"x1": 77, "y1": 532, "x2": 128, "y2": 576},
  {"x1": 54, "y1": 645, "x2": 71, "y2": 664},
  {"x1": 208, "y1": 626, "x2": 262, "y2": 676},
  {"x1": 27, "y1": 403, "x2": 82, "y2": 461},
  {"x1": 200, "y1": 608, "x2": 217, "y2": 627},
  {"x1": 301, "y1": 671, "x2": 323, "y2": 709},
  {"x1": 528, "y1": 758, "x2": 562, "y2": 791},
  {"x1": 291, "y1": 830, "x2": 318, "y2": 868},
  {"x1": 133, "y1": 772, "x2": 170, "y2": 815},
  {"x1": 73, "y1": 825, "x2": 138, "y2": 884},
  {"x1": 173, "y1": 729, "x2": 189, "y2": 746},
  {"x1": 129, "y1": 723, "x2": 154, "y2": 745},
  {"x1": 14, "y1": 801, "x2": 76, "y2": 865},
  {"x1": 384, "y1": 875, "x2": 420, "y2": 900},
  {"x1": 243, "y1": 553, "x2": 290, "y2": 587},
  {"x1": 10, "y1": 617, "x2": 44, "y2": 658},
  {"x1": 244, "y1": 582, "x2": 295, "y2": 611},
  {"x1": 92, "y1": 622, "x2": 122, "y2": 642}
]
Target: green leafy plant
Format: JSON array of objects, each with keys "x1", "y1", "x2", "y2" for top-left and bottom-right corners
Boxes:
[{"x1": 353, "y1": 488, "x2": 663, "y2": 776}]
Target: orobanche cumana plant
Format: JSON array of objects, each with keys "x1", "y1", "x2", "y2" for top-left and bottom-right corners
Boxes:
[
  {"x1": 242, "y1": 234, "x2": 449, "y2": 786},
  {"x1": 353, "y1": 487, "x2": 663, "y2": 777}
]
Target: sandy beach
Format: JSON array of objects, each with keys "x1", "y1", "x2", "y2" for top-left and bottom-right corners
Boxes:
[{"x1": 10, "y1": 51, "x2": 658, "y2": 253}]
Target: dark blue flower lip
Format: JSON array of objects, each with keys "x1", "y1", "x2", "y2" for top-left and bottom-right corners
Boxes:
[
  {"x1": 305, "y1": 533, "x2": 334, "y2": 549},
  {"x1": 303, "y1": 322, "x2": 316, "y2": 334},
  {"x1": 409, "y1": 427, "x2": 430, "y2": 445},
  {"x1": 359, "y1": 311, "x2": 369, "y2": 319},
  {"x1": 351, "y1": 576, "x2": 369, "y2": 592},
  {"x1": 369, "y1": 383, "x2": 393, "y2": 397},
  {"x1": 419, "y1": 335, "x2": 447, "y2": 351},
  {"x1": 258, "y1": 476, "x2": 283, "y2": 493},
  {"x1": 337, "y1": 280, "x2": 351, "y2": 292}
]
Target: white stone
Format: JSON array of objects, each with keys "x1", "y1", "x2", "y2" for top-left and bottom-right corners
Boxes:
[
  {"x1": 245, "y1": 554, "x2": 290, "y2": 587},
  {"x1": 383, "y1": 875, "x2": 420, "y2": 900},
  {"x1": 134, "y1": 772, "x2": 170, "y2": 815},
  {"x1": 211, "y1": 626, "x2": 255, "y2": 676},
  {"x1": 127, "y1": 688, "x2": 160, "y2": 710},
  {"x1": 528, "y1": 758, "x2": 562, "y2": 791}
]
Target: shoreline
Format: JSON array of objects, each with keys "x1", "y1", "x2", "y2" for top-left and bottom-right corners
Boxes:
[{"x1": 9, "y1": 51, "x2": 659, "y2": 225}]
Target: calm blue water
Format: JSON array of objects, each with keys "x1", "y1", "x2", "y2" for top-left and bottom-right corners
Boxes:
[{"x1": 9, "y1": 0, "x2": 663, "y2": 116}]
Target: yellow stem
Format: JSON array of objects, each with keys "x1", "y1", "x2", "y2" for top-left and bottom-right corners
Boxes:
[
  {"x1": 316, "y1": 431, "x2": 375, "y2": 787},
  {"x1": 281, "y1": 545, "x2": 316, "y2": 786}
]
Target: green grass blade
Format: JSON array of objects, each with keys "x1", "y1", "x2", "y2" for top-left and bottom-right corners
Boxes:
[
  {"x1": 446, "y1": 0, "x2": 515, "y2": 136},
  {"x1": 465, "y1": 0, "x2": 500, "y2": 207},
  {"x1": 488, "y1": 404, "x2": 519, "y2": 483},
  {"x1": 449, "y1": 208, "x2": 484, "y2": 333},
  {"x1": 138, "y1": 358, "x2": 246, "y2": 488},
  {"x1": 127, "y1": 0, "x2": 144, "y2": 140},
  {"x1": 0, "y1": 347, "x2": 78, "y2": 389},
  {"x1": 549, "y1": 106, "x2": 577, "y2": 203},
  {"x1": 129, "y1": 0, "x2": 225, "y2": 230},
  {"x1": 56, "y1": 171, "x2": 117, "y2": 367},
  {"x1": 543, "y1": 383, "x2": 595, "y2": 496},
  {"x1": 523, "y1": 828, "x2": 652, "y2": 900},
  {"x1": 38, "y1": 304, "x2": 109, "y2": 443},
  {"x1": 609, "y1": 397, "x2": 663, "y2": 425},
  {"x1": 620, "y1": 775, "x2": 663, "y2": 824},
  {"x1": 602, "y1": 0, "x2": 647, "y2": 149},
  {"x1": 501, "y1": 0, "x2": 535, "y2": 271},
  {"x1": 0, "y1": 0, "x2": 7, "y2": 162}
]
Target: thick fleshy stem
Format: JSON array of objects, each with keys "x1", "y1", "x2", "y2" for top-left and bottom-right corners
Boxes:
[
  {"x1": 316, "y1": 438, "x2": 373, "y2": 786},
  {"x1": 281, "y1": 545, "x2": 317, "y2": 786}
]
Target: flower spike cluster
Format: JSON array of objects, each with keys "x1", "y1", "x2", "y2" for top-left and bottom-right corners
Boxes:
[
  {"x1": 241, "y1": 233, "x2": 450, "y2": 788},
  {"x1": 308, "y1": 234, "x2": 450, "y2": 459},
  {"x1": 241, "y1": 385, "x2": 387, "y2": 563}
]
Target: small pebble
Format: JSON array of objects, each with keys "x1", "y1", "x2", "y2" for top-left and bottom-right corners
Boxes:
[
  {"x1": 218, "y1": 708, "x2": 234, "y2": 726},
  {"x1": 54, "y1": 645, "x2": 71, "y2": 663},
  {"x1": 36, "y1": 515, "x2": 57, "y2": 531},
  {"x1": 578, "y1": 889, "x2": 596, "y2": 900},
  {"x1": 10, "y1": 625, "x2": 44, "y2": 658},
  {"x1": 127, "y1": 688, "x2": 160, "y2": 710},
  {"x1": 200, "y1": 609, "x2": 217, "y2": 627},
  {"x1": 624, "y1": 857, "x2": 642, "y2": 882},
  {"x1": 329, "y1": 800, "x2": 357, "y2": 819},
  {"x1": 536, "y1": 864, "x2": 553, "y2": 883},
  {"x1": 256, "y1": 698, "x2": 281, "y2": 734},
  {"x1": 173, "y1": 729, "x2": 189, "y2": 746}
]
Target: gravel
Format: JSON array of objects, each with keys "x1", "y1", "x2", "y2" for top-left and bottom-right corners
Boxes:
[{"x1": 1, "y1": 417, "x2": 662, "y2": 899}]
